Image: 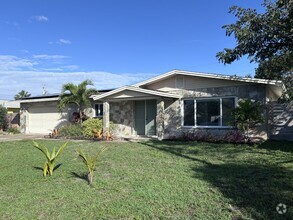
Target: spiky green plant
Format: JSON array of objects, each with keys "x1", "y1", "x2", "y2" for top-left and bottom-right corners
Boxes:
[
  {"x1": 76, "y1": 147, "x2": 107, "y2": 185},
  {"x1": 33, "y1": 141, "x2": 68, "y2": 176}
]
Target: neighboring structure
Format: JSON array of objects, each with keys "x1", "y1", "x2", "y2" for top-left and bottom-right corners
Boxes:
[
  {"x1": 0, "y1": 100, "x2": 21, "y2": 128},
  {"x1": 20, "y1": 70, "x2": 285, "y2": 140},
  {"x1": 268, "y1": 101, "x2": 293, "y2": 141},
  {"x1": 0, "y1": 100, "x2": 20, "y2": 113}
]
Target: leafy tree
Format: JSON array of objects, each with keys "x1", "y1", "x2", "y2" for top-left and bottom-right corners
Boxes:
[
  {"x1": 231, "y1": 99, "x2": 264, "y2": 142},
  {"x1": 57, "y1": 80, "x2": 98, "y2": 123},
  {"x1": 14, "y1": 90, "x2": 31, "y2": 100},
  {"x1": 217, "y1": 0, "x2": 293, "y2": 100},
  {"x1": 0, "y1": 105, "x2": 8, "y2": 130}
]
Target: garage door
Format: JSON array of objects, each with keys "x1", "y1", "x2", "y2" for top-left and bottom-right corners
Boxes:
[{"x1": 28, "y1": 106, "x2": 67, "y2": 134}]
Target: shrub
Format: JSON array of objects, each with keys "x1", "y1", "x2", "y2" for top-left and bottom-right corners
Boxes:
[
  {"x1": 58, "y1": 124, "x2": 83, "y2": 137},
  {"x1": 224, "y1": 130, "x2": 246, "y2": 143},
  {"x1": 82, "y1": 118, "x2": 103, "y2": 138},
  {"x1": 231, "y1": 99, "x2": 264, "y2": 142},
  {"x1": 7, "y1": 127, "x2": 20, "y2": 134},
  {"x1": 173, "y1": 129, "x2": 246, "y2": 144},
  {"x1": 82, "y1": 118, "x2": 115, "y2": 139},
  {"x1": 176, "y1": 130, "x2": 213, "y2": 142},
  {"x1": 0, "y1": 105, "x2": 7, "y2": 130}
]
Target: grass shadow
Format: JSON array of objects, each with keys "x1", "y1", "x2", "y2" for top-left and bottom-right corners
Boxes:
[
  {"x1": 33, "y1": 166, "x2": 43, "y2": 171},
  {"x1": 33, "y1": 163, "x2": 62, "y2": 173},
  {"x1": 70, "y1": 171, "x2": 89, "y2": 183},
  {"x1": 141, "y1": 141, "x2": 212, "y2": 166},
  {"x1": 257, "y1": 140, "x2": 293, "y2": 153},
  {"x1": 53, "y1": 163, "x2": 62, "y2": 171}
]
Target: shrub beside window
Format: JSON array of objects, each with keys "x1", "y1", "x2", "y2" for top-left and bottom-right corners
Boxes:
[
  {"x1": 58, "y1": 124, "x2": 83, "y2": 137},
  {"x1": 82, "y1": 118, "x2": 103, "y2": 138}
]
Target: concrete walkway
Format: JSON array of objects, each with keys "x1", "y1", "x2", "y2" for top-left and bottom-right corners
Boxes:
[{"x1": 0, "y1": 134, "x2": 45, "y2": 142}]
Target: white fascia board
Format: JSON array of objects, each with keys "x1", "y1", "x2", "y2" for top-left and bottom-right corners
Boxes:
[{"x1": 20, "y1": 97, "x2": 59, "y2": 103}]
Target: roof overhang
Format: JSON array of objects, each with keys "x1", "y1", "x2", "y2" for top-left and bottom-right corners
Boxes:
[
  {"x1": 91, "y1": 86, "x2": 182, "y2": 101},
  {"x1": 20, "y1": 97, "x2": 59, "y2": 103},
  {"x1": 133, "y1": 69, "x2": 284, "y2": 87}
]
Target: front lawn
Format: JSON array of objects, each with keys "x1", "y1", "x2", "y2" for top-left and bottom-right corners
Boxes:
[{"x1": 0, "y1": 140, "x2": 292, "y2": 219}]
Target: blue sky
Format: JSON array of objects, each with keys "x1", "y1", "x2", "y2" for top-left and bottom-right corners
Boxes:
[{"x1": 0, "y1": 0, "x2": 264, "y2": 100}]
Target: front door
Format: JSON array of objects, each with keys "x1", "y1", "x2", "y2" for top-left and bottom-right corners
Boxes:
[{"x1": 134, "y1": 100, "x2": 157, "y2": 135}]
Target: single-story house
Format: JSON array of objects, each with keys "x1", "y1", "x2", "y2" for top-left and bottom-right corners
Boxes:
[
  {"x1": 0, "y1": 100, "x2": 21, "y2": 129},
  {"x1": 20, "y1": 70, "x2": 284, "y2": 140}
]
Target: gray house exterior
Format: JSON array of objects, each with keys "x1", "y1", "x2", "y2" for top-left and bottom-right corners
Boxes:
[
  {"x1": 91, "y1": 70, "x2": 284, "y2": 140},
  {"x1": 20, "y1": 70, "x2": 284, "y2": 140}
]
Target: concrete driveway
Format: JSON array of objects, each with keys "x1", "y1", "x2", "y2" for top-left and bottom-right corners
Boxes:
[{"x1": 0, "y1": 134, "x2": 45, "y2": 142}]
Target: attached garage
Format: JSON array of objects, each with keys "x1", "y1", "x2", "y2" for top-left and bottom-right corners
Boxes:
[
  {"x1": 20, "y1": 95, "x2": 71, "y2": 134},
  {"x1": 28, "y1": 105, "x2": 67, "y2": 134}
]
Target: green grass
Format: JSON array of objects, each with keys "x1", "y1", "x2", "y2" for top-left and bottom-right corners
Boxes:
[{"x1": 0, "y1": 140, "x2": 292, "y2": 219}]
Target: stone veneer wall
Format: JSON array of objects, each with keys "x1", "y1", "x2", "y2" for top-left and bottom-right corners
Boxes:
[
  {"x1": 163, "y1": 84, "x2": 267, "y2": 139},
  {"x1": 110, "y1": 101, "x2": 133, "y2": 136}
]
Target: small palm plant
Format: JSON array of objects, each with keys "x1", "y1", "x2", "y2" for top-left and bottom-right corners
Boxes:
[
  {"x1": 33, "y1": 141, "x2": 68, "y2": 176},
  {"x1": 76, "y1": 146, "x2": 107, "y2": 185}
]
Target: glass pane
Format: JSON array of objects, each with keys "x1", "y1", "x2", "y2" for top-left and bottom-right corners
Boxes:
[
  {"x1": 222, "y1": 98, "x2": 235, "y2": 126},
  {"x1": 196, "y1": 99, "x2": 220, "y2": 126},
  {"x1": 184, "y1": 100, "x2": 194, "y2": 126},
  {"x1": 99, "y1": 104, "x2": 103, "y2": 116},
  {"x1": 95, "y1": 104, "x2": 103, "y2": 117}
]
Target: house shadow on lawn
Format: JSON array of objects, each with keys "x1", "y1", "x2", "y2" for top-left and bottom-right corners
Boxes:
[
  {"x1": 141, "y1": 141, "x2": 212, "y2": 166},
  {"x1": 141, "y1": 141, "x2": 293, "y2": 220},
  {"x1": 257, "y1": 140, "x2": 293, "y2": 153},
  {"x1": 193, "y1": 163, "x2": 293, "y2": 220}
]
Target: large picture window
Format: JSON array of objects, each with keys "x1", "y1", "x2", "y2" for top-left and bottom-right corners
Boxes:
[
  {"x1": 197, "y1": 99, "x2": 220, "y2": 126},
  {"x1": 183, "y1": 97, "x2": 235, "y2": 127}
]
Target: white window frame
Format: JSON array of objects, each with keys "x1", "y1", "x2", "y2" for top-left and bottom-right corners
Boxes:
[
  {"x1": 181, "y1": 96, "x2": 237, "y2": 128},
  {"x1": 94, "y1": 103, "x2": 103, "y2": 118}
]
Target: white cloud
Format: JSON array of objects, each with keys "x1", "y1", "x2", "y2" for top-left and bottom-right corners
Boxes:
[
  {"x1": 62, "y1": 65, "x2": 79, "y2": 70},
  {"x1": 4, "y1": 21, "x2": 19, "y2": 26},
  {"x1": 0, "y1": 54, "x2": 155, "y2": 99},
  {"x1": 20, "y1": 50, "x2": 29, "y2": 54},
  {"x1": 57, "y1": 39, "x2": 71, "y2": 45},
  {"x1": 0, "y1": 55, "x2": 37, "y2": 71},
  {"x1": 0, "y1": 70, "x2": 153, "y2": 100},
  {"x1": 49, "y1": 39, "x2": 72, "y2": 45},
  {"x1": 32, "y1": 16, "x2": 49, "y2": 22},
  {"x1": 32, "y1": 54, "x2": 69, "y2": 60}
]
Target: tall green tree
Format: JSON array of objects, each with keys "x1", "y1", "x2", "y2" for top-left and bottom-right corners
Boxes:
[
  {"x1": 216, "y1": 0, "x2": 293, "y2": 100},
  {"x1": 57, "y1": 80, "x2": 98, "y2": 123},
  {"x1": 14, "y1": 90, "x2": 31, "y2": 100}
]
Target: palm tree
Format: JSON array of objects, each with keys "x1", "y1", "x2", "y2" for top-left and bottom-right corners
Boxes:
[
  {"x1": 14, "y1": 90, "x2": 31, "y2": 100},
  {"x1": 57, "y1": 80, "x2": 98, "y2": 124}
]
